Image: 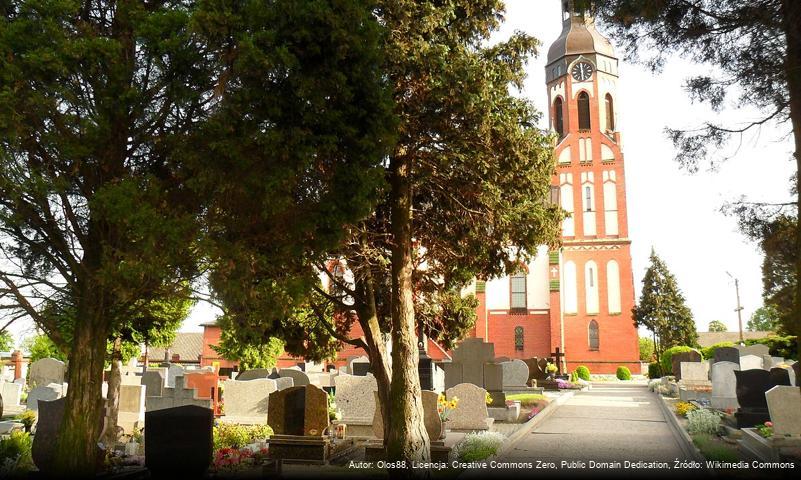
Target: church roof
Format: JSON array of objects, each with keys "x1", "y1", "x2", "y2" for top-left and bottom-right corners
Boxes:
[{"x1": 547, "y1": 13, "x2": 616, "y2": 65}]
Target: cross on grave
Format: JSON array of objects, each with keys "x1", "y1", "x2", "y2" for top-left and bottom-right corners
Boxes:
[{"x1": 551, "y1": 348, "x2": 565, "y2": 375}]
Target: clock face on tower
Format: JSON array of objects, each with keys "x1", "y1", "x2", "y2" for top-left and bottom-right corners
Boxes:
[{"x1": 571, "y1": 62, "x2": 594, "y2": 82}]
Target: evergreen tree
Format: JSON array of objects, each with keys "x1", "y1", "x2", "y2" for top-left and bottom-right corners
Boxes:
[
  {"x1": 634, "y1": 249, "x2": 698, "y2": 357},
  {"x1": 210, "y1": 1, "x2": 562, "y2": 470},
  {"x1": 0, "y1": 0, "x2": 392, "y2": 474},
  {"x1": 0, "y1": 330, "x2": 12, "y2": 351}
]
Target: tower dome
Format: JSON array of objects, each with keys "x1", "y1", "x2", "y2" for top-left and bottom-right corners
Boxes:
[{"x1": 546, "y1": 0, "x2": 616, "y2": 65}]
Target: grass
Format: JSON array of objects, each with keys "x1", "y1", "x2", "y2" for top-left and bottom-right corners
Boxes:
[
  {"x1": 505, "y1": 394, "x2": 547, "y2": 408},
  {"x1": 692, "y1": 434, "x2": 739, "y2": 462}
]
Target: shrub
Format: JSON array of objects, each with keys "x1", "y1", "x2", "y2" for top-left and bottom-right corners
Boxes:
[
  {"x1": 692, "y1": 434, "x2": 738, "y2": 462},
  {"x1": 15, "y1": 411, "x2": 36, "y2": 432},
  {"x1": 700, "y1": 342, "x2": 736, "y2": 360},
  {"x1": 616, "y1": 366, "x2": 631, "y2": 380},
  {"x1": 660, "y1": 346, "x2": 698, "y2": 375},
  {"x1": 505, "y1": 394, "x2": 548, "y2": 409},
  {"x1": 745, "y1": 336, "x2": 798, "y2": 360},
  {"x1": 675, "y1": 401, "x2": 698, "y2": 417},
  {"x1": 0, "y1": 431, "x2": 33, "y2": 474},
  {"x1": 647, "y1": 362, "x2": 661, "y2": 379},
  {"x1": 687, "y1": 409, "x2": 722, "y2": 435},
  {"x1": 450, "y1": 431, "x2": 505, "y2": 462},
  {"x1": 575, "y1": 365, "x2": 591, "y2": 381},
  {"x1": 213, "y1": 423, "x2": 273, "y2": 452}
]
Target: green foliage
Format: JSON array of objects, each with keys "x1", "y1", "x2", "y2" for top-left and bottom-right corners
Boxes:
[
  {"x1": 212, "y1": 424, "x2": 273, "y2": 452},
  {"x1": 707, "y1": 320, "x2": 728, "y2": 332},
  {"x1": 15, "y1": 411, "x2": 36, "y2": 431},
  {"x1": 747, "y1": 305, "x2": 781, "y2": 333},
  {"x1": 575, "y1": 366, "x2": 591, "y2": 381},
  {"x1": 615, "y1": 366, "x2": 631, "y2": 381},
  {"x1": 0, "y1": 431, "x2": 33, "y2": 473},
  {"x1": 647, "y1": 362, "x2": 662, "y2": 379},
  {"x1": 687, "y1": 409, "x2": 722, "y2": 436},
  {"x1": 211, "y1": 316, "x2": 285, "y2": 370},
  {"x1": 451, "y1": 431, "x2": 506, "y2": 462},
  {"x1": 700, "y1": 342, "x2": 736, "y2": 360},
  {"x1": 660, "y1": 346, "x2": 698, "y2": 376},
  {"x1": 417, "y1": 292, "x2": 479, "y2": 351},
  {"x1": 638, "y1": 337, "x2": 655, "y2": 362},
  {"x1": 755, "y1": 423, "x2": 774, "y2": 439},
  {"x1": 744, "y1": 335, "x2": 798, "y2": 360},
  {"x1": 504, "y1": 394, "x2": 548, "y2": 409},
  {"x1": 22, "y1": 335, "x2": 67, "y2": 363},
  {"x1": 0, "y1": 331, "x2": 13, "y2": 351},
  {"x1": 692, "y1": 434, "x2": 739, "y2": 463},
  {"x1": 634, "y1": 250, "x2": 698, "y2": 355}
]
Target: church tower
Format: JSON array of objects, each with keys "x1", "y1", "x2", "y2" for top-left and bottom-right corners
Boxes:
[{"x1": 546, "y1": 0, "x2": 640, "y2": 374}]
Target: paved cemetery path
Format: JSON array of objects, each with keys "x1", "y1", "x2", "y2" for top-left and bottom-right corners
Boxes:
[{"x1": 485, "y1": 383, "x2": 707, "y2": 477}]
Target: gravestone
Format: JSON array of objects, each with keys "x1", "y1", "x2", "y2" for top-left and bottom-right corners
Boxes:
[
  {"x1": 267, "y1": 385, "x2": 331, "y2": 463},
  {"x1": 739, "y1": 355, "x2": 763, "y2": 371},
  {"x1": 711, "y1": 361, "x2": 740, "y2": 410},
  {"x1": 29, "y1": 358, "x2": 66, "y2": 388},
  {"x1": 738, "y1": 344, "x2": 770, "y2": 357},
  {"x1": 761, "y1": 355, "x2": 774, "y2": 370},
  {"x1": 279, "y1": 368, "x2": 311, "y2": 387},
  {"x1": 118, "y1": 385, "x2": 146, "y2": 434},
  {"x1": 32, "y1": 397, "x2": 104, "y2": 475},
  {"x1": 275, "y1": 377, "x2": 294, "y2": 390},
  {"x1": 495, "y1": 357, "x2": 511, "y2": 363},
  {"x1": 500, "y1": 360, "x2": 530, "y2": 388},
  {"x1": 523, "y1": 357, "x2": 549, "y2": 386},
  {"x1": 27, "y1": 383, "x2": 67, "y2": 411},
  {"x1": 792, "y1": 362, "x2": 800, "y2": 386},
  {"x1": 769, "y1": 367, "x2": 792, "y2": 386},
  {"x1": 713, "y1": 347, "x2": 740, "y2": 366},
  {"x1": 166, "y1": 364, "x2": 184, "y2": 388},
  {"x1": 1, "y1": 381, "x2": 22, "y2": 406},
  {"x1": 671, "y1": 351, "x2": 702, "y2": 379},
  {"x1": 220, "y1": 378, "x2": 276, "y2": 425},
  {"x1": 734, "y1": 369, "x2": 773, "y2": 428},
  {"x1": 441, "y1": 338, "x2": 496, "y2": 389},
  {"x1": 236, "y1": 368, "x2": 274, "y2": 381},
  {"x1": 145, "y1": 375, "x2": 212, "y2": 412},
  {"x1": 145, "y1": 405, "x2": 213, "y2": 476},
  {"x1": 141, "y1": 370, "x2": 165, "y2": 397},
  {"x1": 445, "y1": 383, "x2": 493, "y2": 431},
  {"x1": 184, "y1": 371, "x2": 219, "y2": 400},
  {"x1": 348, "y1": 356, "x2": 371, "y2": 376},
  {"x1": 333, "y1": 373, "x2": 377, "y2": 436},
  {"x1": 765, "y1": 386, "x2": 801, "y2": 436}
]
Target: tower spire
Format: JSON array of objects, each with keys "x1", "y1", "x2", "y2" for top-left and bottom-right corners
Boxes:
[{"x1": 561, "y1": 0, "x2": 594, "y2": 24}]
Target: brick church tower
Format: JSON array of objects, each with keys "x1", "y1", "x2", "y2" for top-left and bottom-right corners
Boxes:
[{"x1": 545, "y1": 0, "x2": 639, "y2": 373}]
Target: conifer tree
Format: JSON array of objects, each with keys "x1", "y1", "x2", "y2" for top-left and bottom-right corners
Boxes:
[{"x1": 634, "y1": 249, "x2": 698, "y2": 358}]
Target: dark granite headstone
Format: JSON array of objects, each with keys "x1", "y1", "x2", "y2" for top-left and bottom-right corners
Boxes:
[
  {"x1": 32, "y1": 397, "x2": 104, "y2": 474},
  {"x1": 145, "y1": 405, "x2": 213, "y2": 476},
  {"x1": 671, "y1": 351, "x2": 702, "y2": 379},
  {"x1": 734, "y1": 369, "x2": 772, "y2": 428},
  {"x1": 713, "y1": 347, "x2": 740, "y2": 366},
  {"x1": 268, "y1": 385, "x2": 329, "y2": 437},
  {"x1": 524, "y1": 357, "x2": 548, "y2": 386},
  {"x1": 418, "y1": 351, "x2": 435, "y2": 391},
  {"x1": 793, "y1": 363, "x2": 800, "y2": 385},
  {"x1": 769, "y1": 367, "x2": 792, "y2": 386},
  {"x1": 352, "y1": 362, "x2": 371, "y2": 377}
]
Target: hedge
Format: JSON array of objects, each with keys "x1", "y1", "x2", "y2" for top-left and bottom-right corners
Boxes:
[{"x1": 660, "y1": 346, "x2": 700, "y2": 375}]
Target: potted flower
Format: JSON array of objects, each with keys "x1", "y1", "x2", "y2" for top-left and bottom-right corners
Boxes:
[
  {"x1": 125, "y1": 428, "x2": 143, "y2": 456},
  {"x1": 546, "y1": 362, "x2": 558, "y2": 380},
  {"x1": 16, "y1": 410, "x2": 36, "y2": 433},
  {"x1": 437, "y1": 394, "x2": 458, "y2": 439}
]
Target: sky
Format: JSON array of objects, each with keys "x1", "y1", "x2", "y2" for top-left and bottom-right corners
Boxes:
[{"x1": 3, "y1": 1, "x2": 794, "y2": 347}]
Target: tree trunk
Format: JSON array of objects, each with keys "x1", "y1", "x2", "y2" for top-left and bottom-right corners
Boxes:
[
  {"x1": 353, "y1": 269, "x2": 393, "y2": 445},
  {"x1": 102, "y1": 336, "x2": 123, "y2": 448},
  {"x1": 53, "y1": 313, "x2": 109, "y2": 475},
  {"x1": 781, "y1": 0, "x2": 801, "y2": 394},
  {"x1": 387, "y1": 153, "x2": 430, "y2": 475}
]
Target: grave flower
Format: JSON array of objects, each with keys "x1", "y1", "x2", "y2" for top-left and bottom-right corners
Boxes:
[{"x1": 438, "y1": 394, "x2": 459, "y2": 421}]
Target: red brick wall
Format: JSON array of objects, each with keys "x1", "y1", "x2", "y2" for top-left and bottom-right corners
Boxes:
[{"x1": 485, "y1": 312, "x2": 552, "y2": 359}]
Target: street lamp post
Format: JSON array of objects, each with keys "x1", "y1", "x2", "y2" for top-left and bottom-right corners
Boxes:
[{"x1": 726, "y1": 272, "x2": 745, "y2": 344}]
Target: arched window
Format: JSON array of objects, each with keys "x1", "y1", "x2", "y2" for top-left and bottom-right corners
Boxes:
[
  {"x1": 605, "y1": 94, "x2": 615, "y2": 131},
  {"x1": 554, "y1": 97, "x2": 564, "y2": 137},
  {"x1": 589, "y1": 320, "x2": 599, "y2": 350},
  {"x1": 578, "y1": 92, "x2": 591, "y2": 130},
  {"x1": 606, "y1": 260, "x2": 621, "y2": 314},
  {"x1": 584, "y1": 185, "x2": 593, "y2": 211},
  {"x1": 515, "y1": 326, "x2": 524, "y2": 351},
  {"x1": 510, "y1": 272, "x2": 527, "y2": 310}
]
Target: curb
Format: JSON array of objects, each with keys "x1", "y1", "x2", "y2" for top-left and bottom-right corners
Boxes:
[
  {"x1": 493, "y1": 389, "x2": 577, "y2": 459},
  {"x1": 655, "y1": 392, "x2": 707, "y2": 465}
]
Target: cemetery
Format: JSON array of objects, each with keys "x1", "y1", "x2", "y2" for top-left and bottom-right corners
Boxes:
[
  {"x1": 0, "y1": 337, "x2": 602, "y2": 476},
  {"x1": 650, "y1": 343, "x2": 801, "y2": 467}
]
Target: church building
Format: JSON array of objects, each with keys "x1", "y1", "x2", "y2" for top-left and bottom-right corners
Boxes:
[{"x1": 467, "y1": 1, "x2": 640, "y2": 374}]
